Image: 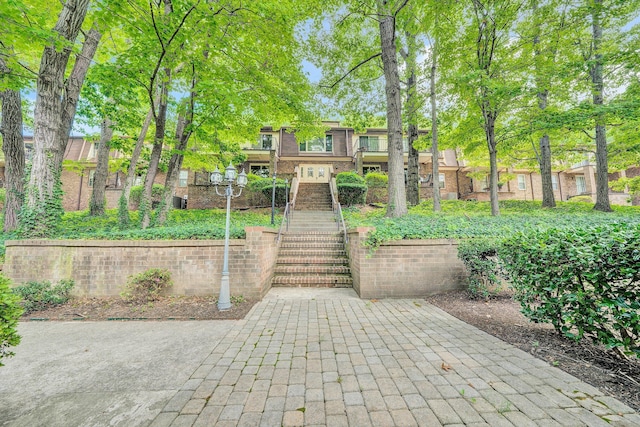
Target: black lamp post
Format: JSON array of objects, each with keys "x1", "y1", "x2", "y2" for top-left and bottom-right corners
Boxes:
[{"x1": 271, "y1": 172, "x2": 277, "y2": 225}]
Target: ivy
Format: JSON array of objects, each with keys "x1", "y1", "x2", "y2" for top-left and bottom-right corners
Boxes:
[{"x1": 18, "y1": 165, "x2": 64, "y2": 238}]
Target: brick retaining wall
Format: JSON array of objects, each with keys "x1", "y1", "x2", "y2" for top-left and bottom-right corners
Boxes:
[
  {"x1": 347, "y1": 227, "x2": 467, "y2": 298},
  {"x1": 3, "y1": 227, "x2": 279, "y2": 300}
]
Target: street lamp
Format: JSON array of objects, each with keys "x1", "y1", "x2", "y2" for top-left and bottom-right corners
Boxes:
[
  {"x1": 271, "y1": 172, "x2": 277, "y2": 225},
  {"x1": 210, "y1": 162, "x2": 248, "y2": 311}
]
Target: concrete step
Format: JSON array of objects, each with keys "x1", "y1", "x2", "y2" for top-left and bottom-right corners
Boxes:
[{"x1": 280, "y1": 242, "x2": 344, "y2": 250}]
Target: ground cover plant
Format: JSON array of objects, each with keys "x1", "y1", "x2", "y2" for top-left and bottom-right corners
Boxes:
[
  {"x1": 344, "y1": 199, "x2": 640, "y2": 250},
  {"x1": 0, "y1": 208, "x2": 277, "y2": 259},
  {"x1": 12, "y1": 279, "x2": 75, "y2": 315}
]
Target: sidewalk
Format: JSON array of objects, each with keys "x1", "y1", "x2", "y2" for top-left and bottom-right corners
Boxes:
[{"x1": 1, "y1": 288, "x2": 638, "y2": 426}]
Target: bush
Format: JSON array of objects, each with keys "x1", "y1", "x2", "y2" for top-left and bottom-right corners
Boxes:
[
  {"x1": 130, "y1": 184, "x2": 164, "y2": 207},
  {"x1": 121, "y1": 268, "x2": 173, "y2": 303},
  {"x1": 457, "y1": 239, "x2": 504, "y2": 299},
  {"x1": 246, "y1": 176, "x2": 288, "y2": 206},
  {"x1": 365, "y1": 172, "x2": 388, "y2": 188},
  {"x1": 500, "y1": 224, "x2": 640, "y2": 357},
  {"x1": 336, "y1": 171, "x2": 365, "y2": 185},
  {"x1": 338, "y1": 183, "x2": 368, "y2": 206},
  {"x1": 0, "y1": 274, "x2": 22, "y2": 366},
  {"x1": 12, "y1": 279, "x2": 75, "y2": 314}
]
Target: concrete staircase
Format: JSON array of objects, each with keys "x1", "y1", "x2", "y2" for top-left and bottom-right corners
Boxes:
[{"x1": 272, "y1": 184, "x2": 352, "y2": 288}]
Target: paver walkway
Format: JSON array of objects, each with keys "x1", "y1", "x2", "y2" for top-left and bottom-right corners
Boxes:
[{"x1": 151, "y1": 289, "x2": 640, "y2": 427}]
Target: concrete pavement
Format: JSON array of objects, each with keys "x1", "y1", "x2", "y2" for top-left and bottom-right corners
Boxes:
[{"x1": 1, "y1": 288, "x2": 638, "y2": 426}]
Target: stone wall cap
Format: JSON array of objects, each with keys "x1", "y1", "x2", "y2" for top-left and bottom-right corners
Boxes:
[
  {"x1": 4, "y1": 239, "x2": 245, "y2": 247},
  {"x1": 379, "y1": 238, "x2": 458, "y2": 246}
]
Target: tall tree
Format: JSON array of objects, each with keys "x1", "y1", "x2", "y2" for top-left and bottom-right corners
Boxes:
[
  {"x1": 22, "y1": 0, "x2": 94, "y2": 236},
  {"x1": 89, "y1": 118, "x2": 113, "y2": 216},
  {"x1": 377, "y1": 0, "x2": 409, "y2": 217},
  {"x1": 402, "y1": 28, "x2": 421, "y2": 207},
  {"x1": 0, "y1": 60, "x2": 25, "y2": 232}
]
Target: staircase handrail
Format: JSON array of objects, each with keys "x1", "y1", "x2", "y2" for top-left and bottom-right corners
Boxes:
[
  {"x1": 276, "y1": 202, "x2": 291, "y2": 243},
  {"x1": 329, "y1": 176, "x2": 348, "y2": 243}
]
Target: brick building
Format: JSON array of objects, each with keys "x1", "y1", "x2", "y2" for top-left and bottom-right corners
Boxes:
[{"x1": 1, "y1": 124, "x2": 635, "y2": 211}]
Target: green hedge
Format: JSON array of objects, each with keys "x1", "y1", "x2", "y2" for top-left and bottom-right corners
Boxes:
[
  {"x1": 338, "y1": 183, "x2": 367, "y2": 206},
  {"x1": 365, "y1": 172, "x2": 388, "y2": 188},
  {"x1": 336, "y1": 171, "x2": 365, "y2": 185},
  {"x1": 457, "y1": 239, "x2": 503, "y2": 299},
  {"x1": 500, "y1": 224, "x2": 640, "y2": 357}
]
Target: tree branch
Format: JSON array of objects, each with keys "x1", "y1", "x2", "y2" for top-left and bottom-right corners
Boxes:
[{"x1": 319, "y1": 52, "x2": 382, "y2": 89}]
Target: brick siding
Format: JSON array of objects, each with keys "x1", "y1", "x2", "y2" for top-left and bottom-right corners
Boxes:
[
  {"x1": 3, "y1": 227, "x2": 279, "y2": 300},
  {"x1": 347, "y1": 227, "x2": 467, "y2": 298}
]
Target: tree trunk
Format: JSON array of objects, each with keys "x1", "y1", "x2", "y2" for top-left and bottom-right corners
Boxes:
[
  {"x1": 405, "y1": 32, "x2": 419, "y2": 207},
  {"x1": 377, "y1": 1, "x2": 407, "y2": 218},
  {"x1": 590, "y1": 0, "x2": 612, "y2": 212},
  {"x1": 24, "y1": 0, "x2": 90, "y2": 237},
  {"x1": 89, "y1": 118, "x2": 113, "y2": 216},
  {"x1": 430, "y1": 27, "x2": 441, "y2": 212},
  {"x1": 54, "y1": 26, "x2": 102, "y2": 172},
  {"x1": 157, "y1": 114, "x2": 190, "y2": 225},
  {"x1": 157, "y1": 69, "x2": 195, "y2": 225},
  {"x1": 141, "y1": 68, "x2": 171, "y2": 229},
  {"x1": 486, "y1": 113, "x2": 500, "y2": 216},
  {"x1": 0, "y1": 84, "x2": 25, "y2": 232},
  {"x1": 118, "y1": 105, "x2": 155, "y2": 224},
  {"x1": 532, "y1": 0, "x2": 556, "y2": 208}
]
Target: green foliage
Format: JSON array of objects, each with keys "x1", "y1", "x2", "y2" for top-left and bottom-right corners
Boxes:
[
  {"x1": 18, "y1": 166, "x2": 64, "y2": 238},
  {"x1": 129, "y1": 184, "x2": 164, "y2": 207},
  {"x1": 567, "y1": 196, "x2": 592, "y2": 203},
  {"x1": 336, "y1": 171, "x2": 366, "y2": 185},
  {"x1": 121, "y1": 268, "x2": 173, "y2": 303},
  {"x1": 118, "y1": 193, "x2": 131, "y2": 227},
  {"x1": 457, "y1": 239, "x2": 504, "y2": 299},
  {"x1": 344, "y1": 200, "x2": 640, "y2": 251},
  {"x1": 336, "y1": 172, "x2": 367, "y2": 205},
  {"x1": 611, "y1": 176, "x2": 640, "y2": 196},
  {"x1": 12, "y1": 279, "x2": 75, "y2": 315},
  {"x1": 246, "y1": 176, "x2": 289, "y2": 206},
  {"x1": 364, "y1": 172, "x2": 388, "y2": 188},
  {"x1": 338, "y1": 184, "x2": 367, "y2": 206},
  {"x1": 0, "y1": 188, "x2": 5, "y2": 207},
  {"x1": 500, "y1": 224, "x2": 640, "y2": 357},
  {"x1": 0, "y1": 274, "x2": 23, "y2": 366}
]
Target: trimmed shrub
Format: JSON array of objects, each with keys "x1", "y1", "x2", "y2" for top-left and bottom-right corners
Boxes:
[
  {"x1": 246, "y1": 176, "x2": 289, "y2": 206},
  {"x1": 336, "y1": 171, "x2": 365, "y2": 185},
  {"x1": 568, "y1": 195, "x2": 592, "y2": 203},
  {"x1": 12, "y1": 279, "x2": 75, "y2": 314},
  {"x1": 500, "y1": 224, "x2": 640, "y2": 357},
  {"x1": 1, "y1": 274, "x2": 22, "y2": 366},
  {"x1": 457, "y1": 239, "x2": 504, "y2": 299},
  {"x1": 338, "y1": 183, "x2": 367, "y2": 206},
  {"x1": 121, "y1": 268, "x2": 173, "y2": 303},
  {"x1": 365, "y1": 172, "x2": 388, "y2": 188},
  {"x1": 337, "y1": 172, "x2": 367, "y2": 206}
]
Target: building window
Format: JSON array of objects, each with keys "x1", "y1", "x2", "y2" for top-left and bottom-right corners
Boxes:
[
  {"x1": 178, "y1": 170, "x2": 188, "y2": 187},
  {"x1": 439, "y1": 173, "x2": 445, "y2": 189},
  {"x1": 517, "y1": 174, "x2": 526, "y2": 190},
  {"x1": 258, "y1": 134, "x2": 272, "y2": 150},
  {"x1": 301, "y1": 135, "x2": 332, "y2": 152},
  {"x1": 88, "y1": 170, "x2": 95, "y2": 187},
  {"x1": 250, "y1": 165, "x2": 270, "y2": 178},
  {"x1": 551, "y1": 175, "x2": 558, "y2": 190},
  {"x1": 318, "y1": 168, "x2": 325, "y2": 178},
  {"x1": 134, "y1": 174, "x2": 143, "y2": 187},
  {"x1": 308, "y1": 167, "x2": 314, "y2": 177},
  {"x1": 359, "y1": 136, "x2": 380, "y2": 151},
  {"x1": 362, "y1": 165, "x2": 381, "y2": 174},
  {"x1": 576, "y1": 175, "x2": 587, "y2": 194}
]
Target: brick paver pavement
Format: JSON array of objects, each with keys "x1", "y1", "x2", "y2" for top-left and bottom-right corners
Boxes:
[{"x1": 150, "y1": 292, "x2": 640, "y2": 426}]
